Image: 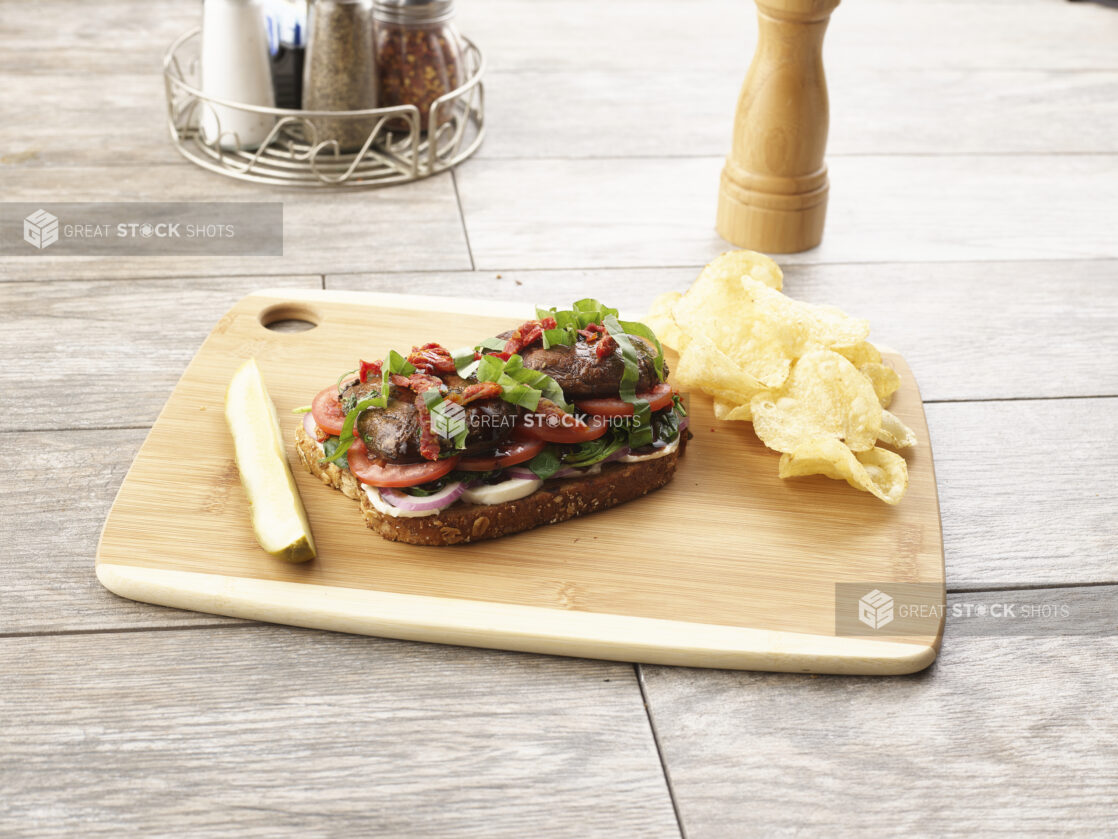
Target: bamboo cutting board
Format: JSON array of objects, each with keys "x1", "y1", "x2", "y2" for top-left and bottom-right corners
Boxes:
[{"x1": 97, "y1": 289, "x2": 945, "y2": 674}]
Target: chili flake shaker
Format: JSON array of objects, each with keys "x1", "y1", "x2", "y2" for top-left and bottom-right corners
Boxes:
[
  {"x1": 302, "y1": 0, "x2": 378, "y2": 151},
  {"x1": 373, "y1": 0, "x2": 466, "y2": 129}
]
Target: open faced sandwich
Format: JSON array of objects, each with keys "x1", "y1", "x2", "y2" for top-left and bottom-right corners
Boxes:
[{"x1": 296, "y1": 299, "x2": 689, "y2": 545}]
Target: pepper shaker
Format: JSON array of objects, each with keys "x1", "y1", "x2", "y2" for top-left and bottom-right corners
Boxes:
[
  {"x1": 302, "y1": 0, "x2": 378, "y2": 151},
  {"x1": 716, "y1": 0, "x2": 841, "y2": 253}
]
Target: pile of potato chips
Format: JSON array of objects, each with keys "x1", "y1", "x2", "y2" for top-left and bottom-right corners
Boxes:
[{"x1": 646, "y1": 250, "x2": 916, "y2": 504}]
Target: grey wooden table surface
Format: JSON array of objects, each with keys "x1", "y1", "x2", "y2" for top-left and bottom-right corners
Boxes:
[{"x1": 2, "y1": 1, "x2": 1117, "y2": 836}]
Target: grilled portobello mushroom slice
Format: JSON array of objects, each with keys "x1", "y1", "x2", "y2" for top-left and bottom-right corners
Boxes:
[
  {"x1": 341, "y1": 378, "x2": 517, "y2": 463},
  {"x1": 513, "y1": 335, "x2": 664, "y2": 398}
]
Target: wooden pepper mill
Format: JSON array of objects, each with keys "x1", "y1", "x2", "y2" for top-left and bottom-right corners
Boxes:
[{"x1": 716, "y1": 0, "x2": 841, "y2": 253}]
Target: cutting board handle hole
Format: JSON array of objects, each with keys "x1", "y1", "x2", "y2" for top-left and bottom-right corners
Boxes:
[{"x1": 259, "y1": 303, "x2": 320, "y2": 333}]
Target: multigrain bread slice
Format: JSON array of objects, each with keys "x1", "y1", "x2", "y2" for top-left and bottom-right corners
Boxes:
[{"x1": 295, "y1": 424, "x2": 683, "y2": 546}]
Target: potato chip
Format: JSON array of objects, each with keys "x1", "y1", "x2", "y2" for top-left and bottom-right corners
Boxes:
[
  {"x1": 778, "y1": 440, "x2": 909, "y2": 506},
  {"x1": 699, "y1": 249, "x2": 783, "y2": 291},
  {"x1": 750, "y1": 349, "x2": 882, "y2": 454},
  {"x1": 673, "y1": 272, "x2": 805, "y2": 387},
  {"x1": 675, "y1": 335, "x2": 767, "y2": 406},
  {"x1": 713, "y1": 398, "x2": 753, "y2": 423},
  {"x1": 656, "y1": 249, "x2": 910, "y2": 503},
  {"x1": 835, "y1": 341, "x2": 882, "y2": 368},
  {"x1": 878, "y1": 409, "x2": 917, "y2": 449},
  {"x1": 644, "y1": 291, "x2": 687, "y2": 351},
  {"x1": 791, "y1": 300, "x2": 871, "y2": 354},
  {"x1": 859, "y1": 361, "x2": 901, "y2": 407}
]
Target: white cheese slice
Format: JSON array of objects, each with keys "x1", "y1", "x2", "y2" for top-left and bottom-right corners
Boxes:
[
  {"x1": 618, "y1": 436, "x2": 680, "y2": 463},
  {"x1": 461, "y1": 477, "x2": 543, "y2": 506},
  {"x1": 363, "y1": 484, "x2": 441, "y2": 518}
]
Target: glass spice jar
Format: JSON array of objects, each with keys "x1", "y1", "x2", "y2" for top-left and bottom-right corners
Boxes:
[
  {"x1": 302, "y1": 0, "x2": 378, "y2": 151},
  {"x1": 373, "y1": 0, "x2": 466, "y2": 131}
]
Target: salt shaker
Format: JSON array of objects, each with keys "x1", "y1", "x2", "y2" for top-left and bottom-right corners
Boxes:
[
  {"x1": 302, "y1": 0, "x2": 378, "y2": 151},
  {"x1": 200, "y1": 0, "x2": 277, "y2": 150}
]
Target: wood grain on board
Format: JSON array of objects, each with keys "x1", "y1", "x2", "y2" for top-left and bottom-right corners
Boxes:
[{"x1": 95, "y1": 290, "x2": 943, "y2": 672}]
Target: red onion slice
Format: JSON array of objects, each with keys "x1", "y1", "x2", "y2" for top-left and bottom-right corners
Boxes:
[
  {"x1": 303, "y1": 410, "x2": 318, "y2": 438},
  {"x1": 379, "y1": 481, "x2": 465, "y2": 511}
]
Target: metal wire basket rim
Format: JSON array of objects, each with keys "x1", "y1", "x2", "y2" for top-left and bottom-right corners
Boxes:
[{"x1": 163, "y1": 27, "x2": 484, "y2": 120}]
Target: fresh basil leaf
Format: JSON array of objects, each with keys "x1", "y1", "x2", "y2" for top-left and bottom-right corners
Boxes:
[
  {"x1": 568, "y1": 298, "x2": 619, "y2": 329},
  {"x1": 499, "y1": 381, "x2": 543, "y2": 410},
  {"x1": 476, "y1": 336, "x2": 507, "y2": 353},
  {"x1": 452, "y1": 345, "x2": 478, "y2": 373},
  {"x1": 335, "y1": 368, "x2": 357, "y2": 394},
  {"x1": 620, "y1": 319, "x2": 665, "y2": 382},
  {"x1": 603, "y1": 314, "x2": 653, "y2": 448},
  {"x1": 321, "y1": 396, "x2": 381, "y2": 464},
  {"x1": 320, "y1": 436, "x2": 349, "y2": 469},
  {"x1": 475, "y1": 353, "x2": 570, "y2": 412},
  {"x1": 527, "y1": 446, "x2": 562, "y2": 479},
  {"x1": 654, "y1": 408, "x2": 681, "y2": 444},
  {"x1": 542, "y1": 327, "x2": 575, "y2": 349},
  {"x1": 476, "y1": 353, "x2": 506, "y2": 383},
  {"x1": 561, "y1": 426, "x2": 627, "y2": 467}
]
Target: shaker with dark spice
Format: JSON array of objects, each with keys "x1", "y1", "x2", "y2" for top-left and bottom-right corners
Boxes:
[
  {"x1": 302, "y1": 0, "x2": 378, "y2": 151},
  {"x1": 373, "y1": 0, "x2": 466, "y2": 131}
]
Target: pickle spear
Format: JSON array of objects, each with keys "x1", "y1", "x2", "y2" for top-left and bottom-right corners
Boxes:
[{"x1": 225, "y1": 359, "x2": 316, "y2": 563}]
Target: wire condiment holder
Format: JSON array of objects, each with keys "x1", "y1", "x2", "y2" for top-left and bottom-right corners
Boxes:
[{"x1": 162, "y1": 28, "x2": 485, "y2": 188}]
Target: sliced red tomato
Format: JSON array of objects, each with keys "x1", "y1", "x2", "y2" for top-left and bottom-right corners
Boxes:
[
  {"x1": 519, "y1": 412, "x2": 610, "y2": 444},
  {"x1": 575, "y1": 382, "x2": 675, "y2": 417},
  {"x1": 347, "y1": 442, "x2": 461, "y2": 488},
  {"x1": 311, "y1": 385, "x2": 348, "y2": 436},
  {"x1": 458, "y1": 437, "x2": 545, "y2": 471}
]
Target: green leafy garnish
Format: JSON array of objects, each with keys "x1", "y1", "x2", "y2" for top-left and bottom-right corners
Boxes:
[
  {"x1": 603, "y1": 314, "x2": 653, "y2": 449},
  {"x1": 527, "y1": 446, "x2": 562, "y2": 479},
  {"x1": 563, "y1": 426, "x2": 628, "y2": 468},
  {"x1": 527, "y1": 425, "x2": 630, "y2": 479},
  {"x1": 320, "y1": 436, "x2": 349, "y2": 469},
  {"x1": 322, "y1": 350, "x2": 418, "y2": 466},
  {"x1": 335, "y1": 368, "x2": 357, "y2": 394},
  {"x1": 320, "y1": 396, "x2": 380, "y2": 465},
  {"x1": 292, "y1": 405, "x2": 312, "y2": 414},
  {"x1": 618, "y1": 319, "x2": 665, "y2": 382},
  {"x1": 476, "y1": 353, "x2": 571, "y2": 412}
]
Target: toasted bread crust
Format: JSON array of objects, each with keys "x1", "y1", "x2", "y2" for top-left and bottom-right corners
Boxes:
[{"x1": 295, "y1": 424, "x2": 682, "y2": 546}]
